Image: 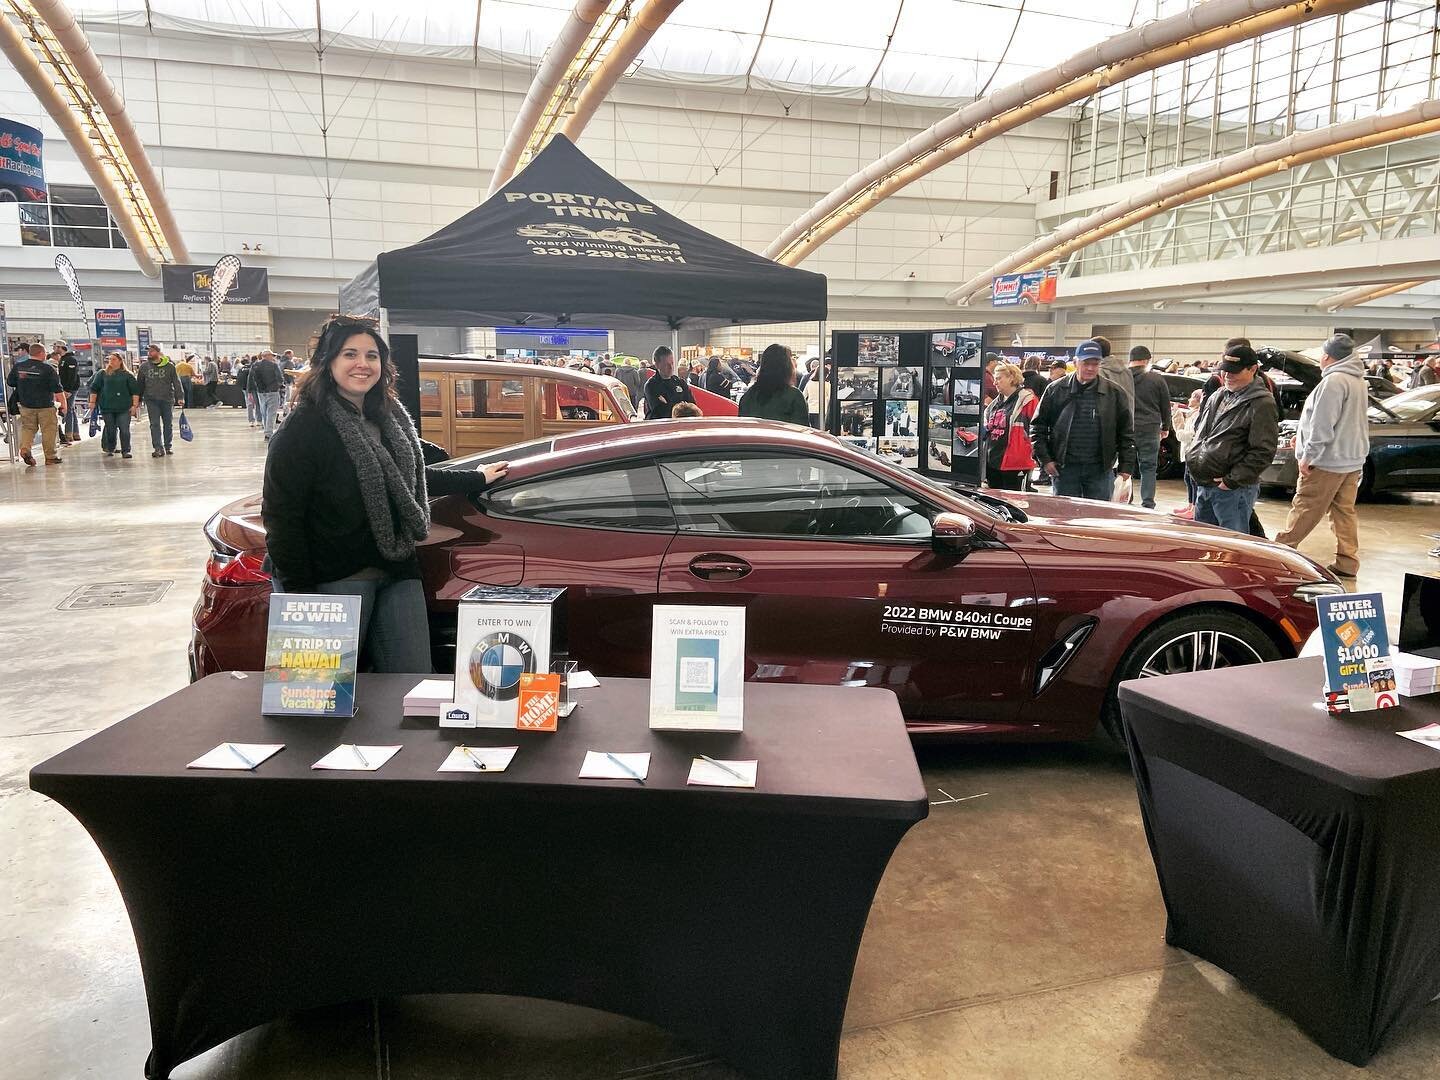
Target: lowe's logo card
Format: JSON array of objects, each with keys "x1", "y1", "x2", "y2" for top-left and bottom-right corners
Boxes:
[{"x1": 1315, "y1": 592, "x2": 1390, "y2": 701}]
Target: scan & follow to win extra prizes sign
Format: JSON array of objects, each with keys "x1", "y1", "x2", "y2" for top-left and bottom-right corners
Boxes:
[
  {"x1": 261, "y1": 594, "x2": 362, "y2": 716},
  {"x1": 1315, "y1": 591, "x2": 1396, "y2": 713}
]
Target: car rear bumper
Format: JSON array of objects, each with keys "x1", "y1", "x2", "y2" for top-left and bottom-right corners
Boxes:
[{"x1": 1261, "y1": 450, "x2": 1298, "y2": 489}]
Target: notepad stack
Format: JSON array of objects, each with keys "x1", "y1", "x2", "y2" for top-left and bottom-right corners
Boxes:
[
  {"x1": 1393, "y1": 653, "x2": 1440, "y2": 698},
  {"x1": 404, "y1": 678, "x2": 455, "y2": 717}
]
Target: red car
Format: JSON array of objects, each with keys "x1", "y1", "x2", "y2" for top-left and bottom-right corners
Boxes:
[{"x1": 193, "y1": 420, "x2": 1339, "y2": 742}]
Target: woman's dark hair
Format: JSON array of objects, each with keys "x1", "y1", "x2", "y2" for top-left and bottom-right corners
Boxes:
[
  {"x1": 299, "y1": 319, "x2": 398, "y2": 420},
  {"x1": 707, "y1": 356, "x2": 721, "y2": 375},
  {"x1": 751, "y1": 343, "x2": 794, "y2": 400}
]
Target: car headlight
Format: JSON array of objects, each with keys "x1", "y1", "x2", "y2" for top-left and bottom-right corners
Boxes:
[{"x1": 1292, "y1": 581, "x2": 1346, "y2": 600}]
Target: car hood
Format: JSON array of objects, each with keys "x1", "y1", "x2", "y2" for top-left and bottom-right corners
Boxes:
[{"x1": 988, "y1": 489, "x2": 1331, "y2": 581}]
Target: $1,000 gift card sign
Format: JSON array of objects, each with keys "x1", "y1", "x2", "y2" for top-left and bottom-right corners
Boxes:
[
  {"x1": 261, "y1": 593, "x2": 362, "y2": 716},
  {"x1": 446, "y1": 598, "x2": 555, "y2": 728},
  {"x1": 1315, "y1": 592, "x2": 1395, "y2": 713},
  {"x1": 649, "y1": 605, "x2": 745, "y2": 732}
]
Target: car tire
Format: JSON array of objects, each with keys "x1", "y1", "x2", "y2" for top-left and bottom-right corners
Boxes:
[{"x1": 1099, "y1": 608, "x2": 1283, "y2": 747}]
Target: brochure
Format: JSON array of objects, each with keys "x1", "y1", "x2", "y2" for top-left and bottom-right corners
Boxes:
[
  {"x1": 1315, "y1": 592, "x2": 1394, "y2": 712},
  {"x1": 261, "y1": 593, "x2": 362, "y2": 716}
]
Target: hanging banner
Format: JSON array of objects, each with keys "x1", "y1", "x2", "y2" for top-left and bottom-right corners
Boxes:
[
  {"x1": 0, "y1": 118, "x2": 45, "y2": 201},
  {"x1": 161, "y1": 264, "x2": 270, "y2": 305},
  {"x1": 95, "y1": 308, "x2": 126, "y2": 350},
  {"x1": 992, "y1": 269, "x2": 1058, "y2": 308},
  {"x1": 208, "y1": 254, "x2": 242, "y2": 343},
  {"x1": 136, "y1": 325, "x2": 152, "y2": 355}
]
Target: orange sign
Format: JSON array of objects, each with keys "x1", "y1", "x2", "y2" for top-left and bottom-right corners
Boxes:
[{"x1": 516, "y1": 673, "x2": 561, "y2": 731}]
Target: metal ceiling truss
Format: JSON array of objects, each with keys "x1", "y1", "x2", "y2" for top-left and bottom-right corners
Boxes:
[
  {"x1": 762, "y1": 0, "x2": 1372, "y2": 267},
  {"x1": 950, "y1": 102, "x2": 1440, "y2": 304},
  {"x1": 1318, "y1": 278, "x2": 1433, "y2": 312},
  {"x1": 0, "y1": 0, "x2": 189, "y2": 274}
]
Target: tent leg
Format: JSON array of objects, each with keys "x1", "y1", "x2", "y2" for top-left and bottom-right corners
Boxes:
[
  {"x1": 671, "y1": 328, "x2": 679, "y2": 363},
  {"x1": 816, "y1": 319, "x2": 827, "y2": 431}
]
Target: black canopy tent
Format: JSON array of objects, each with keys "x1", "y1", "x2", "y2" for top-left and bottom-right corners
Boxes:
[{"x1": 339, "y1": 135, "x2": 827, "y2": 333}]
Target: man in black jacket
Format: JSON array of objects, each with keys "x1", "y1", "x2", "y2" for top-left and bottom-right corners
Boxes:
[
  {"x1": 1127, "y1": 346, "x2": 1173, "y2": 509},
  {"x1": 1185, "y1": 344, "x2": 1279, "y2": 534},
  {"x1": 55, "y1": 343, "x2": 80, "y2": 445},
  {"x1": 1030, "y1": 339, "x2": 1135, "y2": 500},
  {"x1": 7, "y1": 343, "x2": 65, "y2": 466},
  {"x1": 643, "y1": 346, "x2": 694, "y2": 419},
  {"x1": 249, "y1": 350, "x2": 286, "y2": 440}
]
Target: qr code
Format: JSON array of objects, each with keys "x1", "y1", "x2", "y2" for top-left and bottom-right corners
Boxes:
[{"x1": 679, "y1": 656, "x2": 716, "y2": 694}]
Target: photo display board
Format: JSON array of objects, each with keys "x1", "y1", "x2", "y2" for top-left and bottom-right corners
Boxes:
[{"x1": 830, "y1": 327, "x2": 986, "y2": 483}]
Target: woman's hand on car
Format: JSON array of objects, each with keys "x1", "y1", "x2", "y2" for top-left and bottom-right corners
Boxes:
[{"x1": 480, "y1": 461, "x2": 510, "y2": 484}]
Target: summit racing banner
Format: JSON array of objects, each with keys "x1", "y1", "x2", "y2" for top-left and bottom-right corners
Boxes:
[
  {"x1": 507, "y1": 190, "x2": 687, "y2": 265},
  {"x1": 992, "y1": 269, "x2": 1057, "y2": 308},
  {"x1": 161, "y1": 264, "x2": 270, "y2": 305}
]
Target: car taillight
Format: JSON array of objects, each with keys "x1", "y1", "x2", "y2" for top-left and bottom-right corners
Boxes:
[{"x1": 206, "y1": 551, "x2": 270, "y2": 586}]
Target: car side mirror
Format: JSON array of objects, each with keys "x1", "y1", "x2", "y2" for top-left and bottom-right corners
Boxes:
[{"x1": 932, "y1": 512, "x2": 977, "y2": 556}]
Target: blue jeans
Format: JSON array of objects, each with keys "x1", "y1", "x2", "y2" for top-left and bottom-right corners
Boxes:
[
  {"x1": 259, "y1": 391, "x2": 284, "y2": 437},
  {"x1": 1195, "y1": 483, "x2": 1259, "y2": 533},
  {"x1": 181, "y1": 381, "x2": 193, "y2": 409},
  {"x1": 63, "y1": 391, "x2": 79, "y2": 437},
  {"x1": 1184, "y1": 466, "x2": 1198, "y2": 505},
  {"x1": 100, "y1": 410, "x2": 132, "y2": 454},
  {"x1": 145, "y1": 399, "x2": 173, "y2": 451},
  {"x1": 312, "y1": 574, "x2": 432, "y2": 673},
  {"x1": 246, "y1": 392, "x2": 260, "y2": 423},
  {"x1": 1055, "y1": 461, "x2": 1114, "y2": 500},
  {"x1": 1134, "y1": 429, "x2": 1161, "y2": 508}
]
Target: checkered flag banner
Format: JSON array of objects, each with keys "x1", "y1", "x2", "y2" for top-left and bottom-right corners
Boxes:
[
  {"x1": 209, "y1": 254, "x2": 242, "y2": 344},
  {"x1": 53, "y1": 254, "x2": 87, "y2": 322}
]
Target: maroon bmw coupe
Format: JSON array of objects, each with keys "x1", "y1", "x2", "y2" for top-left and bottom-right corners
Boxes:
[{"x1": 193, "y1": 420, "x2": 1340, "y2": 742}]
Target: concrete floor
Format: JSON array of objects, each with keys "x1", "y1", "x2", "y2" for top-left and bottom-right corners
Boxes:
[{"x1": 3, "y1": 408, "x2": 1439, "y2": 1080}]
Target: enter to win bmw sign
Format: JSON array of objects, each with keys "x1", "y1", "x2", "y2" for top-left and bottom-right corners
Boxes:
[{"x1": 446, "y1": 587, "x2": 564, "y2": 728}]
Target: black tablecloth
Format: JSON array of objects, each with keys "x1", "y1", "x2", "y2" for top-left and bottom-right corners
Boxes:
[
  {"x1": 31, "y1": 675, "x2": 926, "y2": 1079},
  {"x1": 1119, "y1": 657, "x2": 1440, "y2": 1065},
  {"x1": 214, "y1": 382, "x2": 246, "y2": 408}
]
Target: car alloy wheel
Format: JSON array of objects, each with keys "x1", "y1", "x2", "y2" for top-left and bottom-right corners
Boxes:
[{"x1": 1136, "y1": 629, "x2": 1264, "y2": 677}]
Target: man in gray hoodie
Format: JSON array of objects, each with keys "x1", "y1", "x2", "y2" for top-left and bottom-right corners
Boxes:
[{"x1": 1274, "y1": 334, "x2": 1370, "y2": 578}]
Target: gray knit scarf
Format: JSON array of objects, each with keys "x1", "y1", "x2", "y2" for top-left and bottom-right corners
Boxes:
[{"x1": 323, "y1": 396, "x2": 430, "y2": 561}]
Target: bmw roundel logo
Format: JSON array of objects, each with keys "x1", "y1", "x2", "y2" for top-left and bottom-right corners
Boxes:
[{"x1": 468, "y1": 631, "x2": 535, "y2": 701}]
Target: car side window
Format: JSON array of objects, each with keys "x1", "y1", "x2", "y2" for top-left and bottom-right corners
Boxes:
[
  {"x1": 419, "y1": 378, "x2": 441, "y2": 418},
  {"x1": 658, "y1": 455, "x2": 933, "y2": 540},
  {"x1": 455, "y1": 377, "x2": 526, "y2": 419},
  {"x1": 541, "y1": 381, "x2": 619, "y2": 423},
  {"x1": 486, "y1": 463, "x2": 675, "y2": 531}
]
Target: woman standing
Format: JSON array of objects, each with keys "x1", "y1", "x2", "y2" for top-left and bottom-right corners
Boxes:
[
  {"x1": 87, "y1": 352, "x2": 140, "y2": 459},
  {"x1": 738, "y1": 344, "x2": 810, "y2": 425},
  {"x1": 262, "y1": 320, "x2": 509, "y2": 672},
  {"x1": 703, "y1": 355, "x2": 734, "y2": 399},
  {"x1": 983, "y1": 362, "x2": 1038, "y2": 491}
]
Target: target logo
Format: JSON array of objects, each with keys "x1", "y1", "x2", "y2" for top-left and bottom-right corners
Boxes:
[
  {"x1": 1376, "y1": 691, "x2": 1399, "y2": 709},
  {"x1": 468, "y1": 631, "x2": 536, "y2": 701}
]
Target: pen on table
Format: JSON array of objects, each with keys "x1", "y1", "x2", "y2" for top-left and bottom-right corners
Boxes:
[
  {"x1": 227, "y1": 742, "x2": 257, "y2": 769},
  {"x1": 350, "y1": 743, "x2": 370, "y2": 768},
  {"x1": 699, "y1": 754, "x2": 747, "y2": 781},
  {"x1": 460, "y1": 745, "x2": 487, "y2": 770},
  {"x1": 605, "y1": 752, "x2": 645, "y2": 785}
]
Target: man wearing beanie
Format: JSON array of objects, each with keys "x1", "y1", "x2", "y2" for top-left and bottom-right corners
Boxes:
[
  {"x1": 1185, "y1": 344, "x2": 1279, "y2": 533},
  {"x1": 1030, "y1": 338, "x2": 1135, "y2": 500},
  {"x1": 1127, "y1": 345, "x2": 1173, "y2": 509},
  {"x1": 1273, "y1": 333, "x2": 1369, "y2": 578}
]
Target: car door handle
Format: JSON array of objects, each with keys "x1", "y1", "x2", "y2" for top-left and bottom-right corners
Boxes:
[{"x1": 688, "y1": 554, "x2": 752, "y2": 581}]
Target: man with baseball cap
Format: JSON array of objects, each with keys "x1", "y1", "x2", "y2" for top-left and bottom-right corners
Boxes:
[
  {"x1": 1030, "y1": 338, "x2": 1135, "y2": 500},
  {"x1": 1273, "y1": 333, "x2": 1369, "y2": 578},
  {"x1": 1184, "y1": 343, "x2": 1279, "y2": 533},
  {"x1": 1127, "y1": 345, "x2": 1172, "y2": 509}
]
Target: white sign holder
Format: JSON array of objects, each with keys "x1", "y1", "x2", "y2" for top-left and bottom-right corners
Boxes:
[{"x1": 649, "y1": 605, "x2": 746, "y2": 732}]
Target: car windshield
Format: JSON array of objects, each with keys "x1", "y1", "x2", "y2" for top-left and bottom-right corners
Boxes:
[{"x1": 1369, "y1": 386, "x2": 1440, "y2": 422}]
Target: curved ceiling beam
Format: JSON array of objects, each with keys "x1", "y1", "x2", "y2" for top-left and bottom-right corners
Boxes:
[
  {"x1": 1318, "y1": 279, "x2": 1433, "y2": 313},
  {"x1": 486, "y1": 0, "x2": 612, "y2": 196},
  {"x1": 763, "y1": 0, "x2": 1372, "y2": 267},
  {"x1": 948, "y1": 99, "x2": 1440, "y2": 305},
  {"x1": 22, "y1": 0, "x2": 189, "y2": 266},
  {"x1": 0, "y1": 5, "x2": 183, "y2": 275},
  {"x1": 559, "y1": 0, "x2": 684, "y2": 143}
]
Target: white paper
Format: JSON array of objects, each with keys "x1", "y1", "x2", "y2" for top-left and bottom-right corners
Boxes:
[
  {"x1": 437, "y1": 745, "x2": 519, "y2": 773},
  {"x1": 687, "y1": 757, "x2": 757, "y2": 788},
  {"x1": 187, "y1": 742, "x2": 284, "y2": 770},
  {"x1": 579, "y1": 750, "x2": 650, "y2": 781},
  {"x1": 1397, "y1": 724, "x2": 1440, "y2": 749},
  {"x1": 569, "y1": 670, "x2": 600, "y2": 689},
  {"x1": 405, "y1": 678, "x2": 454, "y2": 704},
  {"x1": 311, "y1": 744, "x2": 402, "y2": 771}
]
